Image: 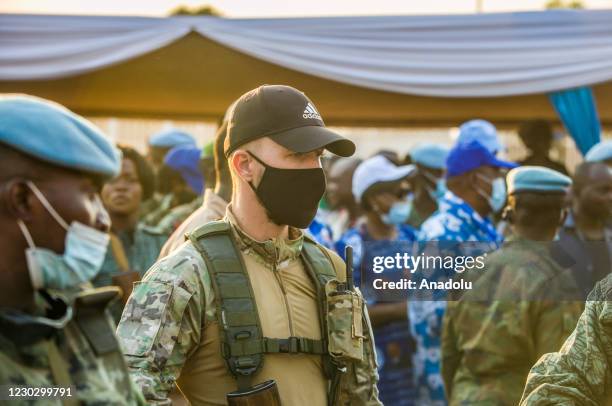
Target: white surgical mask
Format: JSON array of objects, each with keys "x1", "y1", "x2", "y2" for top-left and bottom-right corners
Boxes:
[
  {"x1": 382, "y1": 194, "x2": 413, "y2": 225},
  {"x1": 17, "y1": 181, "x2": 109, "y2": 291},
  {"x1": 476, "y1": 174, "x2": 507, "y2": 213},
  {"x1": 423, "y1": 171, "x2": 447, "y2": 200}
]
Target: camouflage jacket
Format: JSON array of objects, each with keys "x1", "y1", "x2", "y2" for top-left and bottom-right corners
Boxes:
[
  {"x1": 116, "y1": 207, "x2": 381, "y2": 406},
  {"x1": 441, "y1": 238, "x2": 584, "y2": 406},
  {"x1": 0, "y1": 288, "x2": 145, "y2": 405},
  {"x1": 520, "y1": 273, "x2": 612, "y2": 405},
  {"x1": 156, "y1": 195, "x2": 203, "y2": 235}
]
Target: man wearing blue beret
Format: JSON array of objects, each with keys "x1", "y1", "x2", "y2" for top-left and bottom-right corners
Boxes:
[
  {"x1": 155, "y1": 145, "x2": 205, "y2": 233},
  {"x1": 442, "y1": 166, "x2": 583, "y2": 405},
  {"x1": 407, "y1": 143, "x2": 450, "y2": 228},
  {"x1": 147, "y1": 128, "x2": 196, "y2": 171},
  {"x1": 142, "y1": 144, "x2": 203, "y2": 228},
  {"x1": 0, "y1": 95, "x2": 145, "y2": 404}
]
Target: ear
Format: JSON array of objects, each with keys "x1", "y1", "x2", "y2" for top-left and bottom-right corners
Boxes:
[
  {"x1": 231, "y1": 150, "x2": 258, "y2": 185},
  {"x1": 0, "y1": 179, "x2": 34, "y2": 222}
]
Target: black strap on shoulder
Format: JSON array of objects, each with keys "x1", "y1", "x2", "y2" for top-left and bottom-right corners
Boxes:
[
  {"x1": 189, "y1": 222, "x2": 338, "y2": 390},
  {"x1": 74, "y1": 287, "x2": 121, "y2": 356},
  {"x1": 189, "y1": 221, "x2": 263, "y2": 389}
]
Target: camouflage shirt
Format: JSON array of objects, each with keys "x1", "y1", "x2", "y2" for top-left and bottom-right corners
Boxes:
[
  {"x1": 0, "y1": 289, "x2": 145, "y2": 405},
  {"x1": 156, "y1": 195, "x2": 203, "y2": 235},
  {"x1": 441, "y1": 238, "x2": 584, "y2": 406},
  {"x1": 116, "y1": 206, "x2": 381, "y2": 406},
  {"x1": 520, "y1": 272, "x2": 612, "y2": 405}
]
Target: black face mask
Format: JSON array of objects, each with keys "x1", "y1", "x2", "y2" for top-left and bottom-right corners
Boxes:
[{"x1": 247, "y1": 151, "x2": 326, "y2": 229}]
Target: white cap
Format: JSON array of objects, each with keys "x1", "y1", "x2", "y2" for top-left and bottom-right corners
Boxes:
[{"x1": 352, "y1": 155, "x2": 415, "y2": 203}]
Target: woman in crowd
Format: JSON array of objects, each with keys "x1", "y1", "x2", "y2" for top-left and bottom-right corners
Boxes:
[{"x1": 94, "y1": 145, "x2": 169, "y2": 320}]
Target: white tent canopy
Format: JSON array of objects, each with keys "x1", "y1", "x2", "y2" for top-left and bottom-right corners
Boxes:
[{"x1": 2, "y1": 10, "x2": 612, "y2": 97}]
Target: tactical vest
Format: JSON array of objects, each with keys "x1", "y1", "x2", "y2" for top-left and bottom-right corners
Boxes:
[{"x1": 188, "y1": 221, "x2": 343, "y2": 403}]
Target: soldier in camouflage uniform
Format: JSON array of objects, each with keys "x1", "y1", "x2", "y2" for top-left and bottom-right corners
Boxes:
[
  {"x1": 0, "y1": 96, "x2": 145, "y2": 405},
  {"x1": 520, "y1": 164, "x2": 612, "y2": 406},
  {"x1": 117, "y1": 85, "x2": 382, "y2": 405},
  {"x1": 441, "y1": 166, "x2": 584, "y2": 405},
  {"x1": 520, "y1": 272, "x2": 612, "y2": 405}
]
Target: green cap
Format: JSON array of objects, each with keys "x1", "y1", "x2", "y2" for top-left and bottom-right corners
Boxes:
[{"x1": 507, "y1": 166, "x2": 571, "y2": 195}]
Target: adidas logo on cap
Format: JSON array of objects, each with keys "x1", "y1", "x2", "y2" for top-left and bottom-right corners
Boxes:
[{"x1": 302, "y1": 102, "x2": 322, "y2": 121}]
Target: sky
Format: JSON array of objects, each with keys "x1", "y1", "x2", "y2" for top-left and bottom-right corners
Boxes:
[{"x1": 2, "y1": 0, "x2": 612, "y2": 18}]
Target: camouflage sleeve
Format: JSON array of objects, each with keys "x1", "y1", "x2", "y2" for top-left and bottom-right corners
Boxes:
[
  {"x1": 325, "y1": 248, "x2": 383, "y2": 406},
  {"x1": 520, "y1": 298, "x2": 611, "y2": 405},
  {"x1": 440, "y1": 301, "x2": 460, "y2": 399},
  {"x1": 116, "y1": 244, "x2": 210, "y2": 405}
]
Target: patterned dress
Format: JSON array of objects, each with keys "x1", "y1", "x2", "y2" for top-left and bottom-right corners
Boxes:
[{"x1": 410, "y1": 191, "x2": 501, "y2": 405}]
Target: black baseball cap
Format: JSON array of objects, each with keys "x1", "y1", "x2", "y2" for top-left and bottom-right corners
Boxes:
[{"x1": 224, "y1": 85, "x2": 355, "y2": 157}]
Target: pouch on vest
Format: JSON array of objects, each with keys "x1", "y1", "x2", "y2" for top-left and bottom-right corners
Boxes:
[{"x1": 325, "y1": 279, "x2": 364, "y2": 362}]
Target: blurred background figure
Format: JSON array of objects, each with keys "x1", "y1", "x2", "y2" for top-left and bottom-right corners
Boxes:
[
  {"x1": 336, "y1": 155, "x2": 417, "y2": 406},
  {"x1": 143, "y1": 144, "x2": 203, "y2": 228},
  {"x1": 147, "y1": 128, "x2": 196, "y2": 172},
  {"x1": 156, "y1": 145, "x2": 206, "y2": 233},
  {"x1": 406, "y1": 143, "x2": 450, "y2": 228},
  {"x1": 141, "y1": 128, "x2": 197, "y2": 220},
  {"x1": 585, "y1": 139, "x2": 612, "y2": 167},
  {"x1": 412, "y1": 139, "x2": 517, "y2": 405},
  {"x1": 199, "y1": 141, "x2": 216, "y2": 189},
  {"x1": 159, "y1": 120, "x2": 232, "y2": 257},
  {"x1": 95, "y1": 145, "x2": 168, "y2": 320},
  {"x1": 375, "y1": 149, "x2": 402, "y2": 165},
  {"x1": 518, "y1": 119, "x2": 568, "y2": 175},
  {"x1": 456, "y1": 119, "x2": 505, "y2": 155},
  {"x1": 559, "y1": 161, "x2": 612, "y2": 297},
  {"x1": 318, "y1": 156, "x2": 362, "y2": 240}
]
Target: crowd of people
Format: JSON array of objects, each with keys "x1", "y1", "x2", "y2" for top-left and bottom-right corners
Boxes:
[{"x1": 0, "y1": 85, "x2": 611, "y2": 405}]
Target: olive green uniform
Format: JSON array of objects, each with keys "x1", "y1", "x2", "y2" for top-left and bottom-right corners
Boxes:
[
  {"x1": 442, "y1": 238, "x2": 584, "y2": 405},
  {"x1": 520, "y1": 273, "x2": 612, "y2": 405}
]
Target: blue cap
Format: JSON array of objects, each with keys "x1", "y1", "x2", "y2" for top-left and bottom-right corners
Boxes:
[
  {"x1": 0, "y1": 95, "x2": 120, "y2": 179},
  {"x1": 585, "y1": 140, "x2": 612, "y2": 163},
  {"x1": 164, "y1": 145, "x2": 204, "y2": 195},
  {"x1": 457, "y1": 119, "x2": 504, "y2": 154},
  {"x1": 447, "y1": 141, "x2": 517, "y2": 177},
  {"x1": 507, "y1": 166, "x2": 571, "y2": 195},
  {"x1": 410, "y1": 143, "x2": 450, "y2": 170},
  {"x1": 149, "y1": 129, "x2": 196, "y2": 148}
]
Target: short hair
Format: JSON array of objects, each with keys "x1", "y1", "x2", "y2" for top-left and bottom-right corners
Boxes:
[
  {"x1": 117, "y1": 145, "x2": 155, "y2": 201},
  {"x1": 508, "y1": 192, "x2": 566, "y2": 229}
]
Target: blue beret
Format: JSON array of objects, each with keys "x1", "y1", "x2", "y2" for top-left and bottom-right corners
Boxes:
[
  {"x1": 457, "y1": 119, "x2": 504, "y2": 154},
  {"x1": 585, "y1": 140, "x2": 612, "y2": 163},
  {"x1": 164, "y1": 145, "x2": 204, "y2": 195},
  {"x1": 410, "y1": 143, "x2": 450, "y2": 169},
  {"x1": 149, "y1": 129, "x2": 196, "y2": 148},
  {"x1": 0, "y1": 95, "x2": 120, "y2": 179},
  {"x1": 447, "y1": 141, "x2": 517, "y2": 177},
  {"x1": 506, "y1": 166, "x2": 571, "y2": 195}
]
